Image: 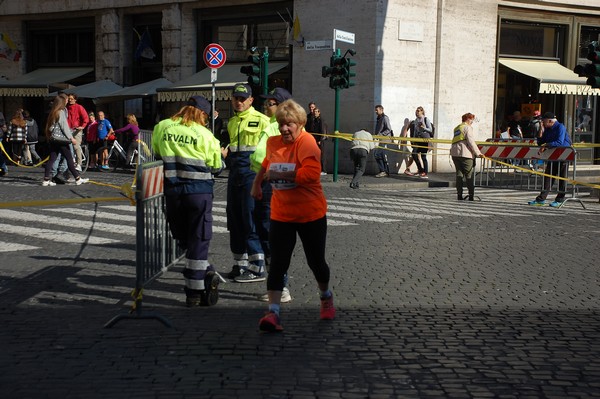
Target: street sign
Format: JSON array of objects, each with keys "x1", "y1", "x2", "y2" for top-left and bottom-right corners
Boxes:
[
  {"x1": 203, "y1": 43, "x2": 226, "y2": 69},
  {"x1": 334, "y1": 29, "x2": 355, "y2": 45},
  {"x1": 305, "y1": 40, "x2": 333, "y2": 51}
]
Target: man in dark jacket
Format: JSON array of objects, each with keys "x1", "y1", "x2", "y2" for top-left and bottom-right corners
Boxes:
[{"x1": 373, "y1": 105, "x2": 393, "y2": 177}]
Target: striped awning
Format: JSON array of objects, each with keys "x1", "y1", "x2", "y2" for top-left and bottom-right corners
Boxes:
[
  {"x1": 499, "y1": 58, "x2": 600, "y2": 96},
  {"x1": 0, "y1": 67, "x2": 93, "y2": 97},
  {"x1": 157, "y1": 62, "x2": 288, "y2": 102}
]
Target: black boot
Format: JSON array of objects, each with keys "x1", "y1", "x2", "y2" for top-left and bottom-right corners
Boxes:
[
  {"x1": 200, "y1": 271, "x2": 220, "y2": 306},
  {"x1": 185, "y1": 287, "x2": 203, "y2": 307}
]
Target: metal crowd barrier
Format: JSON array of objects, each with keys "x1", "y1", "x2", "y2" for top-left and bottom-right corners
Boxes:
[
  {"x1": 105, "y1": 160, "x2": 185, "y2": 328},
  {"x1": 138, "y1": 129, "x2": 157, "y2": 164},
  {"x1": 476, "y1": 140, "x2": 584, "y2": 208}
]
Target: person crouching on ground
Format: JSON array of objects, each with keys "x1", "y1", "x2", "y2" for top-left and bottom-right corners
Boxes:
[
  {"x1": 450, "y1": 113, "x2": 482, "y2": 201},
  {"x1": 251, "y1": 99, "x2": 335, "y2": 332}
]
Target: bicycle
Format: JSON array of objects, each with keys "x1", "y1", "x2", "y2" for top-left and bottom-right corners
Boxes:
[
  {"x1": 79, "y1": 143, "x2": 90, "y2": 173},
  {"x1": 106, "y1": 139, "x2": 145, "y2": 172}
]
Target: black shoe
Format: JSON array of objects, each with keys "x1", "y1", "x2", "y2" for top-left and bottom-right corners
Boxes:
[
  {"x1": 186, "y1": 296, "x2": 203, "y2": 307},
  {"x1": 52, "y1": 176, "x2": 66, "y2": 185},
  {"x1": 468, "y1": 196, "x2": 474, "y2": 201},
  {"x1": 227, "y1": 265, "x2": 241, "y2": 279},
  {"x1": 200, "y1": 272, "x2": 220, "y2": 306}
]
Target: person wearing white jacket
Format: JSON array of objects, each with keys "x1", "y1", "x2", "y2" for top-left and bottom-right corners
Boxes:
[
  {"x1": 450, "y1": 113, "x2": 483, "y2": 201},
  {"x1": 349, "y1": 129, "x2": 377, "y2": 189}
]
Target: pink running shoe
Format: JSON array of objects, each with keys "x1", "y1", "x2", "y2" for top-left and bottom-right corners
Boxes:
[
  {"x1": 259, "y1": 311, "x2": 283, "y2": 332},
  {"x1": 320, "y1": 295, "x2": 336, "y2": 320}
]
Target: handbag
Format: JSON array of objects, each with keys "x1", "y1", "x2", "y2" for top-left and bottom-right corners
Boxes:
[{"x1": 50, "y1": 122, "x2": 71, "y2": 145}]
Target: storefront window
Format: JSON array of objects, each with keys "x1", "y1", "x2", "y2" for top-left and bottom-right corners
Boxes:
[
  {"x1": 499, "y1": 20, "x2": 566, "y2": 58},
  {"x1": 575, "y1": 26, "x2": 600, "y2": 164}
]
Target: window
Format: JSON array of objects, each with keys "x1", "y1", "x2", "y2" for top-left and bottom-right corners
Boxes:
[
  {"x1": 499, "y1": 20, "x2": 566, "y2": 59},
  {"x1": 27, "y1": 20, "x2": 94, "y2": 68}
]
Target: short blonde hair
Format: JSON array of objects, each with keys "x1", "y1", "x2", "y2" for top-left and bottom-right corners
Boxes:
[{"x1": 275, "y1": 99, "x2": 307, "y2": 127}]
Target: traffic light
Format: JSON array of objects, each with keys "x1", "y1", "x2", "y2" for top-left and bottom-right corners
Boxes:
[
  {"x1": 343, "y1": 58, "x2": 357, "y2": 89},
  {"x1": 322, "y1": 49, "x2": 357, "y2": 90},
  {"x1": 330, "y1": 55, "x2": 348, "y2": 89},
  {"x1": 574, "y1": 42, "x2": 600, "y2": 89},
  {"x1": 240, "y1": 54, "x2": 262, "y2": 86},
  {"x1": 322, "y1": 52, "x2": 345, "y2": 89}
]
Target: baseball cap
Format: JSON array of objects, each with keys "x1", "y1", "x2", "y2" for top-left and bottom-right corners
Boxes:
[
  {"x1": 232, "y1": 83, "x2": 252, "y2": 98},
  {"x1": 187, "y1": 96, "x2": 211, "y2": 115},
  {"x1": 260, "y1": 87, "x2": 292, "y2": 104},
  {"x1": 542, "y1": 111, "x2": 556, "y2": 119}
]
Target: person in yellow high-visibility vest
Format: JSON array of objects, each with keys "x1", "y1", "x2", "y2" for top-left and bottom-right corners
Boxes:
[
  {"x1": 450, "y1": 113, "x2": 482, "y2": 201},
  {"x1": 152, "y1": 96, "x2": 223, "y2": 307}
]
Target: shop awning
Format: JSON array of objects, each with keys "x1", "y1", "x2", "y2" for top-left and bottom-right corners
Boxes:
[
  {"x1": 95, "y1": 78, "x2": 172, "y2": 104},
  {"x1": 50, "y1": 79, "x2": 123, "y2": 99},
  {"x1": 499, "y1": 58, "x2": 600, "y2": 96},
  {"x1": 157, "y1": 62, "x2": 288, "y2": 102},
  {"x1": 0, "y1": 67, "x2": 93, "y2": 97}
]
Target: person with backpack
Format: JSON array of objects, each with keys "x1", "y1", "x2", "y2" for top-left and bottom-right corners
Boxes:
[{"x1": 408, "y1": 106, "x2": 434, "y2": 178}]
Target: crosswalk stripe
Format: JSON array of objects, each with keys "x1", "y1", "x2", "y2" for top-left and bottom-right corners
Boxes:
[
  {"x1": 0, "y1": 209, "x2": 136, "y2": 235},
  {"x1": 0, "y1": 240, "x2": 39, "y2": 253},
  {"x1": 0, "y1": 222, "x2": 119, "y2": 245},
  {"x1": 41, "y1": 208, "x2": 136, "y2": 222},
  {"x1": 327, "y1": 203, "x2": 442, "y2": 219}
]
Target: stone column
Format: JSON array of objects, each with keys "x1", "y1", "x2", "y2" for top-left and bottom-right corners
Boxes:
[{"x1": 98, "y1": 9, "x2": 120, "y2": 82}]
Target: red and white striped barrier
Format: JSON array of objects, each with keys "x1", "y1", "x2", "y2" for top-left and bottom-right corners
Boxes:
[
  {"x1": 477, "y1": 144, "x2": 575, "y2": 161},
  {"x1": 140, "y1": 164, "x2": 164, "y2": 199}
]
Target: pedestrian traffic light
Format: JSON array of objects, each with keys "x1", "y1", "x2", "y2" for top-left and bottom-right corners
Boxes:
[
  {"x1": 240, "y1": 54, "x2": 262, "y2": 86},
  {"x1": 574, "y1": 41, "x2": 600, "y2": 89}
]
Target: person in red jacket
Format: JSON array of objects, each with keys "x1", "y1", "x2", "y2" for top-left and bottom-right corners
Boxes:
[{"x1": 66, "y1": 94, "x2": 89, "y2": 171}]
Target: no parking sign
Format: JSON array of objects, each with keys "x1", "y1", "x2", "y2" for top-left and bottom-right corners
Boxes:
[{"x1": 203, "y1": 43, "x2": 226, "y2": 69}]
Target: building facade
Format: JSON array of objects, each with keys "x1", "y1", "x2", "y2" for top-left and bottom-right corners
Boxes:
[{"x1": 1, "y1": 0, "x2": 599, "y2": 172}]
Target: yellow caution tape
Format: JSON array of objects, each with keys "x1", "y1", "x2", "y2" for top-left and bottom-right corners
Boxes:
[{"x1": 129, "y1": 287, "x2": 143, "y2": 313}]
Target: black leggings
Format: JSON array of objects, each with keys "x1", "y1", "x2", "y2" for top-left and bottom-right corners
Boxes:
[
  {"x1": 44, "y1": 143, "x2": 80, "y2": 180},
  {"x1": 267, "y1": 216, "x2": 329, "y2": 291}
]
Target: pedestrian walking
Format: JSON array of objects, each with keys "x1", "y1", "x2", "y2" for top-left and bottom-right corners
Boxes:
[
  {"x1": 42, "y1": 94, "x2": 89, "y2": 186},
  {"x1": 408, "y1": 106, "x2": 434, "y2": 178},
  {"x1": 251, "y1": 99, "x2": 335, "y2": 332},
  {"x1": 7, "y1": 108, "x2": 27, "y2": 164},
  {"x1": 22, "y1": 110, "x2": 41, "y2": 166},
  {"x1": 151, "y1": 96, "x2": 223, "y2": 306},
  {"x1": 373, "y1": 105, "x2": 393, "y2": 177},
  {"x1": 451, "y1": 113, "x2": 482, "y2": 201}
]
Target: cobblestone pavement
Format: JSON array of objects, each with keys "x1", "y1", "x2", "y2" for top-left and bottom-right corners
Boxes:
[{"x1": 1, "y1": 166, "x2": 600, "y2": 398}]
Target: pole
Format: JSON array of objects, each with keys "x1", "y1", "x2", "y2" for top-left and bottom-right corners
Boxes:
[
  {"x1": 333, "y1": 48, "x2": 341, "y2": 183},
  {"x1": 262, "y1": 47, "x2": 269, "y2": 96},
  {"x1": 210, "y1": 68, "x2": 217, "y2": 135}
]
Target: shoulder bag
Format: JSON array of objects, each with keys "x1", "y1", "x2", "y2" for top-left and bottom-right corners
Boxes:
[{"x1": 50, "y1": 122, "x2": 71, "y2": 145}]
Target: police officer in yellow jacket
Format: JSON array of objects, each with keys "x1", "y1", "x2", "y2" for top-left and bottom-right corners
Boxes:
[
  {"x1": 152, "y1": 96, "x2": 223, "y2": 306},
  {"x1": 226, "y1": 83, "x2": 271, "y2": 282}
]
